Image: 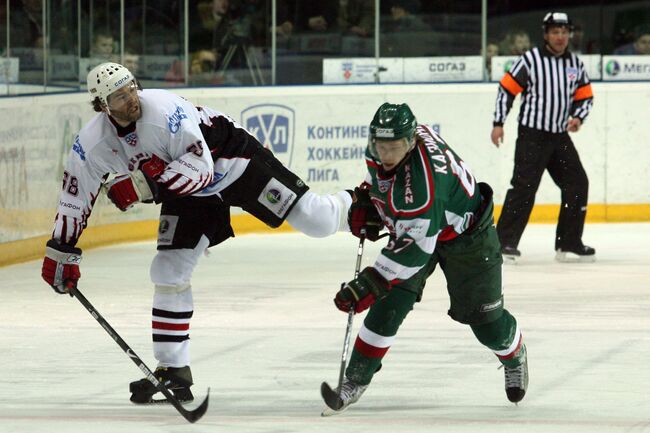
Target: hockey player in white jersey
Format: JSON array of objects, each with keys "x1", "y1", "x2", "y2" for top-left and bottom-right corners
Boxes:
[{"x1": 41, "y1": 62, "x2": 352, "y2": 404}]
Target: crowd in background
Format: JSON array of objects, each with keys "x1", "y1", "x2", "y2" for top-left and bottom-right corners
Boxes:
[{"x1": 2, "y1": 0, "x2": 650, "y2": 88}]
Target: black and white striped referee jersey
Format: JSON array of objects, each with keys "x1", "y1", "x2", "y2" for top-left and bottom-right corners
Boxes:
[{"x1": 493, "y1": 46, "x2": 594, "y2": 133}]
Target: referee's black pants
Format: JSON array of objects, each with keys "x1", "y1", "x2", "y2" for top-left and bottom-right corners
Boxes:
[{"x1": 497, "y1": 126, "x2": 589, "y2": 250}]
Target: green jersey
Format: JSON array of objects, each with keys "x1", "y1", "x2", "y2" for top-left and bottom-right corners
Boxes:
[{"x1": 365, "y1": 125, "x2": 483, "y2": 285}]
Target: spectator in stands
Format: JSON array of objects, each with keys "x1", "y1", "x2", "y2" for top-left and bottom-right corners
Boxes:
[
  {"x1": 569, "y1": 23, "x2": 584, "y2": 54},
  {"x1": 273, "y1": 0, "x2": 294, "y2": 39},
  {"x1": 165, "y1": 49, "x2": 225, "y2": 86},
  {"x1": 567, "y1": 22, "x2": 598, "y2": 54},
  {"x1": 46, "y1": 0, "x2": 88, "y2": 55},
  {"x1": 501, "y1": 30, "x2": 530, "y2": 56},
  {"x1": 338, "y1": 0, "x2": 375, "y2": 37},
  {"x1": 190, "y1": 49, "x2": 225, "y2": 85},
  {"x1": 191, "y1": 49, "x2": 217, "y2": 75},
  {"x1": 190, "y1": 0, "x2": 231, "y2": 54},
  {"x1": 294, "y1": 1, "x2": 339, "y2": 33},
  {"x1": 123, "y1": 51, "x2": 141, "y2": 76},
  {"x1": 483, "y1": 40, "x2": 499, "y2": 77},
  {"x1": 16, "y1": 0, "x2": 43, "y2": 47},
  {"x1": 271, "y1": 0, "x2": 339, "y2": 42},
  {"x1": 275, "y1": 20, "x2": 294, "y2": 39},
  {"x1": 613, "y1": 25, "x2": 650, "y2": 55},
  {"x1": 90, "y1": 30, "x2": 116, "y2": 59},
  {"x1": 384, "y1": 0, "x2": 428, "y2": 32}
]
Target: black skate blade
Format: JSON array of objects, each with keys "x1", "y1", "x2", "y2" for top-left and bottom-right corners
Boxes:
[
  {"x1": 320, "y1": 382, "x2": 343, "y2": 411},
  {"x1": 131, "y1": 396, "x2": 194, "y2": 405},
  {"x1": 131, "y1": 392, "x2": 194, "y2": 405},
  {"x1": 132, "y1": 388, "x2": 209, "y2": 424},
  {"x1": 149, "y1": 396, "x2": 195, "y2": 405}
]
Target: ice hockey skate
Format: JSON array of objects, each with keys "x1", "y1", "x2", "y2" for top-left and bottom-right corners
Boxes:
[
  {"x1": 502, "y1": 344, "x2": 529, "y2": 404},
  {"x1": 501, "y1": 246, "x2": 521, "y2": 264},
  {"x1": 320, "y1": 378, "x2": 368, "y2": 416},
  {"x1": 129, "y1": 366, "x2": 194, "y2": 404},
  {"x1": 555, "y1": 244, "x2": 596, "y2": 263}
]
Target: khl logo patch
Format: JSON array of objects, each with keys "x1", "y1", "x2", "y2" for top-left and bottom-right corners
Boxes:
[
  {"x1": 566, "y1": 67, "x2": 578, "y2": 81},
  {"x1": 241, "y1": 104, "x2": 295, "y2": 168},
  {"x1": 125, "y1": 132, "x2": 138, "y2": 147}
]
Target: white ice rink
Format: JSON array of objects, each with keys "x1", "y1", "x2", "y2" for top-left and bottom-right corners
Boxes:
[{"x1": 1, "y1": 223, "x2": 648, "y2": 433}]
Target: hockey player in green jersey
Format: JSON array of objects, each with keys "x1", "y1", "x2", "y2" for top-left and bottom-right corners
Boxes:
[{"x1": 322, "y1": 102, "x2": 528, "y2": 413}]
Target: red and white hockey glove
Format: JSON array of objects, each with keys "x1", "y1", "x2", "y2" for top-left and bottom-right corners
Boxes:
[
  {"x1": 157, "y1": 154, "x2": 212, "y2": 197},
  {"x1": 41, "y1": 239, "x2": 82, "y2": 294},
  {"x1": 105, "y1": 170, "x2": 155, "y2": 211},
  {"x1": 105, "y1": 155, "x2": 166, "y2": 211},
  {"x1": 334, "y1": 267, "x2": 392, "y2": 313},
  {"x1": 140, "y1": 154, "x2": 167, "y2": 180},
  {"x1": 348, "y1": 187, "x2": 383, "y2": 241}
]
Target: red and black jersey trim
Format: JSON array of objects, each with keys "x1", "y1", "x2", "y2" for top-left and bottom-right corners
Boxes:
[
  {"x1": 151, "y1": 308, "x2": 192, "y2": 342},
  {"x1": 152, "y1": 308, "x2": 193, "y2": 319}
]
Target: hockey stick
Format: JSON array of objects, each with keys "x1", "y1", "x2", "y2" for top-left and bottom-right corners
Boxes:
[
  {"x1": 321, "y1": 231, "x2": 367, "y2": 411},
  {"x1": 338, "y1": 232, "x2": 366, "y2": 394},
  {"x1": 68, "y1": 286, "x2": 209, "y2": 423}
]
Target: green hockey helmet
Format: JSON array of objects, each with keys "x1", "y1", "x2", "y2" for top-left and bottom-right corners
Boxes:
[{"x1": 368, "y1": 102, "x2": 418, "y2": 158}]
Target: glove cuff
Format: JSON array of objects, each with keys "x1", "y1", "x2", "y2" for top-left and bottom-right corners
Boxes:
[
  {"x1": 45, "y1": 239, "x2": 82, "y2": 263},
  {"x1": 359, "y1": 267, "x2": 391, "y2": 298},
  {"x1": 130, "y1": 170, "x2": 154, "y2": 203}
]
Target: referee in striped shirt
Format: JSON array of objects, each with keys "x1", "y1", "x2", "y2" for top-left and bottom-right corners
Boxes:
[{"x1": 491, "y1": 12, "x2": 595, "y2": 263}]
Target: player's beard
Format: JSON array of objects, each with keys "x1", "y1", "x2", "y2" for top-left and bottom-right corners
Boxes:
[{"x1": 111, "y1": 100, "x2": 142, "y2": 125}]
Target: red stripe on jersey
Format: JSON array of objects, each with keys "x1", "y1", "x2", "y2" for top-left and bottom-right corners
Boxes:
[
  {"x1": 365, "y1": 157, "x2": 380, "y2": 170},
  {"x1": 162, "y1": 173, "x2": 182, "y2": 188},
  {"x1": 354, "y1": 336, "x2": 390, "y2": 358},
  {"x1": 173, "y1": 178, "x2": 194, "y2": 194},
  {"x1": 152, "y1": 321, "x2": 190, "y2": 331},
  {"x1": 497, "y1": 334, "x2": 523, "y2": 360},
  {"x1": 199, "y1": 174, "x2": 212, "y2": 190},
  {"x1": 437, "y1": 225, "x2": 459, "y2": 242}
]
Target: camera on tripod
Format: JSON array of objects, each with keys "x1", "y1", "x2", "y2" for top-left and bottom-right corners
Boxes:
[
  {"x1": 218, "y1": 15, "x2": 265, "y2": 84},
  {"x1": 222, "y1": 15, "x2": 252, "y2": 46}
]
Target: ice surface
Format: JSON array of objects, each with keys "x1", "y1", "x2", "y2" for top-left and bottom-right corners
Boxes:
[{"x1": 1, "y1": 223, "x2": 648, "y2": 433}]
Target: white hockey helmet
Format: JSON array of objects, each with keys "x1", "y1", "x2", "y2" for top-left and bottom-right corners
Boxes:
[
  {"x1": 86, "y1": 62, "x2": 135, "y2": 106},
  {"x1": 542, "y1": 12, "x2": 574, "y2": 31}
]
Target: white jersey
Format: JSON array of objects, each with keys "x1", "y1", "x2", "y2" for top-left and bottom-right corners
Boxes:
[{"x1": 53, "y1": 88, "x2": 259, "y2": 245}]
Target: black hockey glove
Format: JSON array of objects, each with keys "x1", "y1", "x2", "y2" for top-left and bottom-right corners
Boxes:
[
  {"x1": 348, "y1": 187, "x2": 383, "y2": 241},
  {"x1": 334, "y1": 267, "x2": 391, "y2": 313}
]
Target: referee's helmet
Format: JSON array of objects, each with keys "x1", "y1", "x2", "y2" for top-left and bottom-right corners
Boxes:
[{"x1": 542, "y1": 12, "x2": 574, "y2": 32}]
